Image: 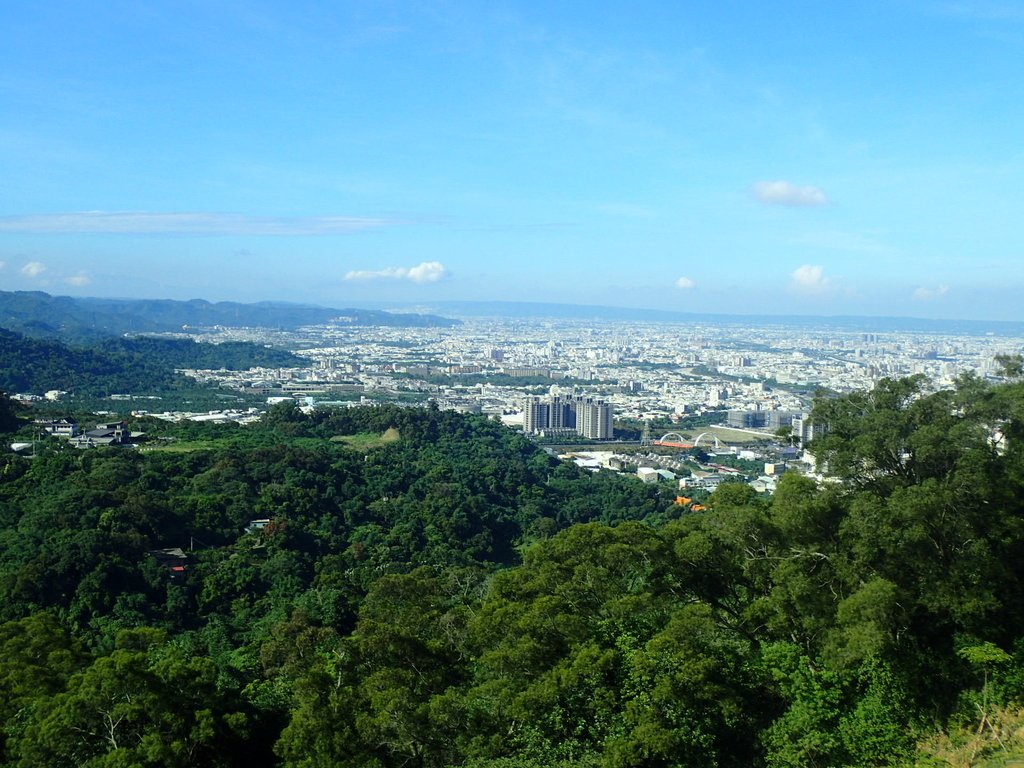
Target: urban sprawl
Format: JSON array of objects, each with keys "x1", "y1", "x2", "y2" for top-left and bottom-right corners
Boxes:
[{"x1": 26, "y1": 317, "x2": 1023, "y2": 496}]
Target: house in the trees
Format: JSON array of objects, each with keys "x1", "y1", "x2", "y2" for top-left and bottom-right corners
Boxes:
[
  {"x1": 68, "y1": 421, "x2": 142, "y2": 449},
  {"x1": 35, "y1": 417, "x2": 79, "y2": 437},
  {"x1": 149, "y1": 547, "x2": 188, "y2": 580}
]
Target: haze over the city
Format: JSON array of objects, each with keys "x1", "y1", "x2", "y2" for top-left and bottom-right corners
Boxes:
[{"x1": 1, "y1": 1, "x2": 1021, "y2": 320}]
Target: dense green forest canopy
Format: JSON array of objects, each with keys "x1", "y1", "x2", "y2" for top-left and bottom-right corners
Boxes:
[
  {"x1": 2, "y1": 376, "x2": 1024, "y2": 766},
  {"x1": 0, "y1": 326, "x2": 302, "y2": 395}
]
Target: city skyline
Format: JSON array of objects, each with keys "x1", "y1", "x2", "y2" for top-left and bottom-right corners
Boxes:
[{"x1": 2, "y1": 2, "x2": 1023, "y2": 320}]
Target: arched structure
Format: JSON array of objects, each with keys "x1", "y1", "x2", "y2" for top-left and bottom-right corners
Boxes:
[
  {"x1": 653, "y1": 432, "x2": 694, "y2": 449},
  {"x1": 692, "y1": 432, "x2": 721, "y2": 449}
]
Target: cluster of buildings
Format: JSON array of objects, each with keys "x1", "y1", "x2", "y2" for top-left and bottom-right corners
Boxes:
[
  {"x1": 29, "y1": 315, "x2": 1018, "y2": 461},
  {"x1": 180, "y1": 317, "x2": 1023, "y2": 432},
  {"x1": 725, "y1": 409, "x2": 799, "y2": 430},
  {"x1": 522, "y1": 393, "x2": 614, "y2": 439},
  {"x1": 33, "y1": 418, "x2": 142, "y2": 449}
]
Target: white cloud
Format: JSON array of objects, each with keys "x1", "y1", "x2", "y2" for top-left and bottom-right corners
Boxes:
[
  {"x1": 912, "y1": 284, "x2": 950, "y2": 301},
  {"x1": 407, "y1": 261, "x2": 448, "y2": 283},
  {"x1": 753, "y1": 180, "x2": 828, "y2": 207},
  {"x1": 0, "y1": 212, "x2": 396, "y2": 235},
  {"x1": 66, "y1": 273, "x2": 91, "y2": 287},
  {"x1": 675, "y1": 276, "x2": 695, "y2": 289},
  {"x1": 790, "y1": 264, "x2": 831, "y2": 294},
  {"x1": 0, "y1": 260, "x2": 5, "y2": 271},
  {"x1": 345, "y1": 267, "x2": 407, "y2": 281},
  {"x1": 345, "y1": 261, "x2": 449, "y2": 284},
  {"x1": 20, "y1": 261, "x2": 46, "y2": 278}
]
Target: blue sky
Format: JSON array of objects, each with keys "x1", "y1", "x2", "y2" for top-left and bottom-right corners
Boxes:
[{"x1": 1, "y1": 1, "x2": 1022, "y2": 319}]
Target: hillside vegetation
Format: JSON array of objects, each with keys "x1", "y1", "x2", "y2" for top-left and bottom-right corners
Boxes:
[
  {"x1": 0, "y1": 289, "x2": 458, "y2": 340},
  {"x1": 0, "y1": 375, "x2": 1023, "y2": 766},
  {"x1": 0, "y1": 327, "x2": 301, "y2": 395}
]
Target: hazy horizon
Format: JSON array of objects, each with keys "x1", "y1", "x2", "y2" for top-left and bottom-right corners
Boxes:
[
  {"x1": 2, "y1": 3, "x2": 1023, "y2": 320},
  {"x1": 9, "y1": 288, "x2": 1024, "y2": 337}
]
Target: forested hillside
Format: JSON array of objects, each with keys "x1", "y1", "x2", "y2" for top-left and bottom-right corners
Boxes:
[
  {"x1": 0, "y1": 327, "x2": 301, "y2": 394},
  {"x1": 0, "y1": 290, "x2": 457, "y2": 340},
  {"x1": 2, "y1": 376, "x2": 1024, "y2": 766}
]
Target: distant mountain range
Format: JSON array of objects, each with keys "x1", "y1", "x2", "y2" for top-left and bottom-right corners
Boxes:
[
  {"x1": 379, "y1": 300, "x2": 1024, "y2": 336},
  {"x1": 0, "y1": 291, "x2": 459, "y2": 340},
  {"x1": 3, "y1": 291, "x2": 1021, "y2": 340}
]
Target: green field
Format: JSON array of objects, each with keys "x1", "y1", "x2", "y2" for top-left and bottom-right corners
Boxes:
[
  {"x1": 668, "y1": 425, "x2": 769, "y2": 445},
  {"x1": 139, "y1": 428, "x2": 402, "y2": 454},
  {"x1": 139, "y1": 438, "x2": 236, "y2": 453},
  {"x1": 330, "y1": 427, "x2": 401, "y2": 451}
]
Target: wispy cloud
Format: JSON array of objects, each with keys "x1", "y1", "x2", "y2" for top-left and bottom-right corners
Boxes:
[
  {"x1": 790, "y1": 264, "x2": 831, "y2": 294},
  {"x1": 0, "y1": 212, "x2": 397, "y2": 235},
  {"x1": 20, "y1": 261, "x2": 46, "y2": 278},
  {"x1": 936, "y1": 2, "x2": 1024, "y2": 22},
  {"x1": 66, "y1": 273, "x2": 91, "y2": 287},
  {"x1": 0, "y1": 260, "x2": 6, "y2": 271},
  {"x1": 753, "y1": 180, "x2": 828, "y2": 207},
  {"x1": 913, "y1": 284, "x2": 950, "y2": 301},
  {"x1": 345, "y1": 261, "x2": 449, "y2": 284},
  {"x1": 675, "y1": 276, "x2": 695, "y2": 289}
]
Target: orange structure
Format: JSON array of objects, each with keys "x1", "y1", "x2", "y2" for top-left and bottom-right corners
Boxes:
[
  {"x1": 654, "y1": 440, "x2": 694, "y2": 449},
  {"x1": 653, "y1": 431, "x2": 694, "y2": 449}
]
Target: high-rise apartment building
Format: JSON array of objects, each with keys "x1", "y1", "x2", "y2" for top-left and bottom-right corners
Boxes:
[
  {"x1": 791, "y1": 414, "x2": 827, "y2": 447},
  {"x1": 522, "y1": 396, "x2": 548, "y2": 434},
  {"x1": 576, "y1": 396, "x2": 614, "y2": 439},
  {"x1": 726, "y1": 410, "x2": 797, "y2": 430},
  {"x1": 522, "y1": 393, "x2": 614, "y2": 439}
]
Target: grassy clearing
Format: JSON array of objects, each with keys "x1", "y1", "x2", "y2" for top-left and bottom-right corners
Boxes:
[
  {"x1": 917, "y1": 707, "x2": 1024, "y2": 767},
  {"x1": 671, "y1": 425, "x2": 768, "y2": 445},
  {"x1": 330, "y1": 427, "x2": 400, "y2": 451},
  {"x1": 139, "y1": 438, "x2": 235, "y2": 453}
]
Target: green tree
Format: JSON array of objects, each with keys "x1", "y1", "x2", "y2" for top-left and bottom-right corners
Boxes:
[
  {"x1": 0, "y1": 391, "x2": 21, "y2": 433},
  {"x1": 13, "y1": 628, "x2": 250, "y2": 768},
  {"x1": 0, "y1": 613, "x2": 87, "y2": 761}
]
